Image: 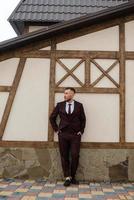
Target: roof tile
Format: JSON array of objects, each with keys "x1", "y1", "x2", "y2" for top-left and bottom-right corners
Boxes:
[{"x1": 9, "y1": 0, "x2": 129, "y2": 22}]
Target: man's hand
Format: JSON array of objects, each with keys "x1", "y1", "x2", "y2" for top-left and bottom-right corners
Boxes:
[
  {"x1": 77, "y1": 131, "x2": 82, "y2": 136},
  {"x1": 49, "y1": 103, "x2": 59, "y2": 132},
  {"x1": 56, "y1": 130, "x2": 62, "y2": 134}
]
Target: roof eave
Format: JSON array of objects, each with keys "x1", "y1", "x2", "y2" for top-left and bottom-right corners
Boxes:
[
  {"x1": 8, "y1": 0, "x2": 27, "y2": 35},
  {"x1": 8, "y1": 20, "x2": 22, "y2": 35},
  {"x1": 1, "y1": 1, "x2": 134, "y2": 53}
]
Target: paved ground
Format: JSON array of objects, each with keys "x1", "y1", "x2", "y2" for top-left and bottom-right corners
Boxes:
[{"x1": 0, "y1": 178, "x2": 133, "y2": 199}]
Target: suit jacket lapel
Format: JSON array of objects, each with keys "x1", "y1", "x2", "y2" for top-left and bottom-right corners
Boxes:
[
  {"x1": 62, "y1": 101, "x2": 67, "y2": 114},
  {"x1": 72, "y1": 100, "x2": 76, "y2": 115}
]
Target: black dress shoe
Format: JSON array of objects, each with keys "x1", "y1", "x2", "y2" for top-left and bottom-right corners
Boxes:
[
  {"x1": 71, "y1": 178, "x2": 79, "y2": 184},
  {"x1": 64, "y1": 178, "x2": 71, "y2": 186}
]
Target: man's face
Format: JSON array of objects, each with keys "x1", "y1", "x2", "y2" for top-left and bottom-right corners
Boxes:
[{"x1": 64, "y1": 89, "x2": 75, "y2": 101}]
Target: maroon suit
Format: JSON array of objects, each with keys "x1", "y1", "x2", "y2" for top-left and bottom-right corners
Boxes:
[{"x1": 49, "y1": 100, "x2": 86, "y2": 178}]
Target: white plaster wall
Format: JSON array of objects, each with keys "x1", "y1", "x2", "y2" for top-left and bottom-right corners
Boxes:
[
  {"x1": 0, "y1": 93, "x2": 9, "y2": 124},
  {"x1": 57, "y1": 26, "x2": 119, "y2": 51},
  {"x1": 125, "y1": 20, "x2": 134, "y2": 51},
  {"x1": 56, "y1": 59, "x2": 85, "y2": 87},
  {"x1": 29, "y1": 26, "x2": 46, "y2": 32},
  {"x1": 54, "y1": 93, "x2": 119, "y2": 142},
  {"x1": 3, "y1": 58, "x2": 50, "y2": 141},
  {"x1": 125, "y1": 60, "x2": 134, "y2": 142},
  {"x1": 0, "y1": 58, "x2": 19, "y2": 85},
  {"x1": 91, "y1": 59, "x2": 119, "y2": 88}
]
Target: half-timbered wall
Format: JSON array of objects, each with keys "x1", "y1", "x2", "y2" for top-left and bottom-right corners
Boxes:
[
  {"x1": 54, "y1": 25, "x2": 120, "y2": 145},
  {"x1": 0, "y1": 58, "x2": 20, "y2": 138},
  {"x1": 0, "y1": 58, "x2": 50, "y2": 142},
  {"x1": 0, "y1": 16, "x2": 134, "y2": 148}
]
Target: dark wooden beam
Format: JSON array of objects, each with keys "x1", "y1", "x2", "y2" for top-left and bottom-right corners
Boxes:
[
  {"x1": 48, "y1": 39, "x2": 57, "y2": 142},
  {"x1": 0, "y1": 86, "x2": 11, "y2": 92},
  {"x1": 55, "y1": 87, "x2": 120, "y2": 94},
  {"x1": 14, "y1": 50, "x2": 51, "y2": 58},
  {"x1": 126, "y1": 52, "x2": 134, "y2": 60},
  {"x1": 119, "y1": 22, "x2": 126, "y2": 143},
  {"x1": 0, "y1": 140, "x2": 134, "y2": 148}
]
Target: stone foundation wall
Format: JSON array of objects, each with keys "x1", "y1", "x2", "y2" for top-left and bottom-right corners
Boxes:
[{"x1": 0, "y1": 147, "x2": 133, "y2": 182}]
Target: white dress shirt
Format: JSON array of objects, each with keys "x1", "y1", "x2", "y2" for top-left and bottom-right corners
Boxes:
[{"x1": 65, "y1": 100, "x2": 74, "y2": 114}]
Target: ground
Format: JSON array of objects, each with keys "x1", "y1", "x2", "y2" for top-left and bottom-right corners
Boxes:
[{"x1": 0, "y1": 178, "x2": 133, "y2": 199}]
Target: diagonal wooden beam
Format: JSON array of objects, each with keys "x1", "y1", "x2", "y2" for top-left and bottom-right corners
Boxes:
[
  {"x1": 91, "y1": 60, "x2": 119, "y2": 87},
  {"x1": 56, "y1": 59, "x2": 84, "y2": 87},
  {"x1": 0, "y1": 58, "x2": 26, "y2": 139},
  {"x1": 91, "y1": 59, "x2": 119, "y2": 88},
  {"x1": 56, "y1": 59, "x2": 84, "y2": 86}
]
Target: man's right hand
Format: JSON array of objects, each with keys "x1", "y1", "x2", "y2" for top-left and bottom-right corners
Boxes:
[
  {"x1": 56, "y1": 130, "x2": 62, "y2": 134},
  {"x1": 77, "y1": 131, "x2": 82, "y2": 136}
]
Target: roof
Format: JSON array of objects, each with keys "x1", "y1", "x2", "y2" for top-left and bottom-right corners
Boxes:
[
  {"x1": 1, "y1": 0, "x2": 134, "y2": 54},
  {"x1": 8, "y1": 0, "x2": 129, "y2": 34}
]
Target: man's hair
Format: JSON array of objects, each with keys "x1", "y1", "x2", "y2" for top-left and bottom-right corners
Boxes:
[{"x1": 64, "y1": 87, "x2": 76, "y2": 93}]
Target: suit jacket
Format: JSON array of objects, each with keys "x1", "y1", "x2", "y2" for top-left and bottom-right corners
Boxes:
[{"x1": 49, "y1": 100, "x2": 86, "y2": 134}]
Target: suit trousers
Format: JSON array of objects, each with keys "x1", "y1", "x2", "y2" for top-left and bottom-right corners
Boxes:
[{"x1": 58, "y1": 127, "x2": 81, "y2": 178}]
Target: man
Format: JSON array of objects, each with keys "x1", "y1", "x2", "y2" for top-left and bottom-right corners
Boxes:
[{"x1": 49, "y1": 87, "x2": 86, "y2": 186}]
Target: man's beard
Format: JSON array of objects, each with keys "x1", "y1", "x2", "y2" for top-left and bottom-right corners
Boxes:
[{"x1": 66, "y1": 98, "x2": 72, "y2": 102}]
